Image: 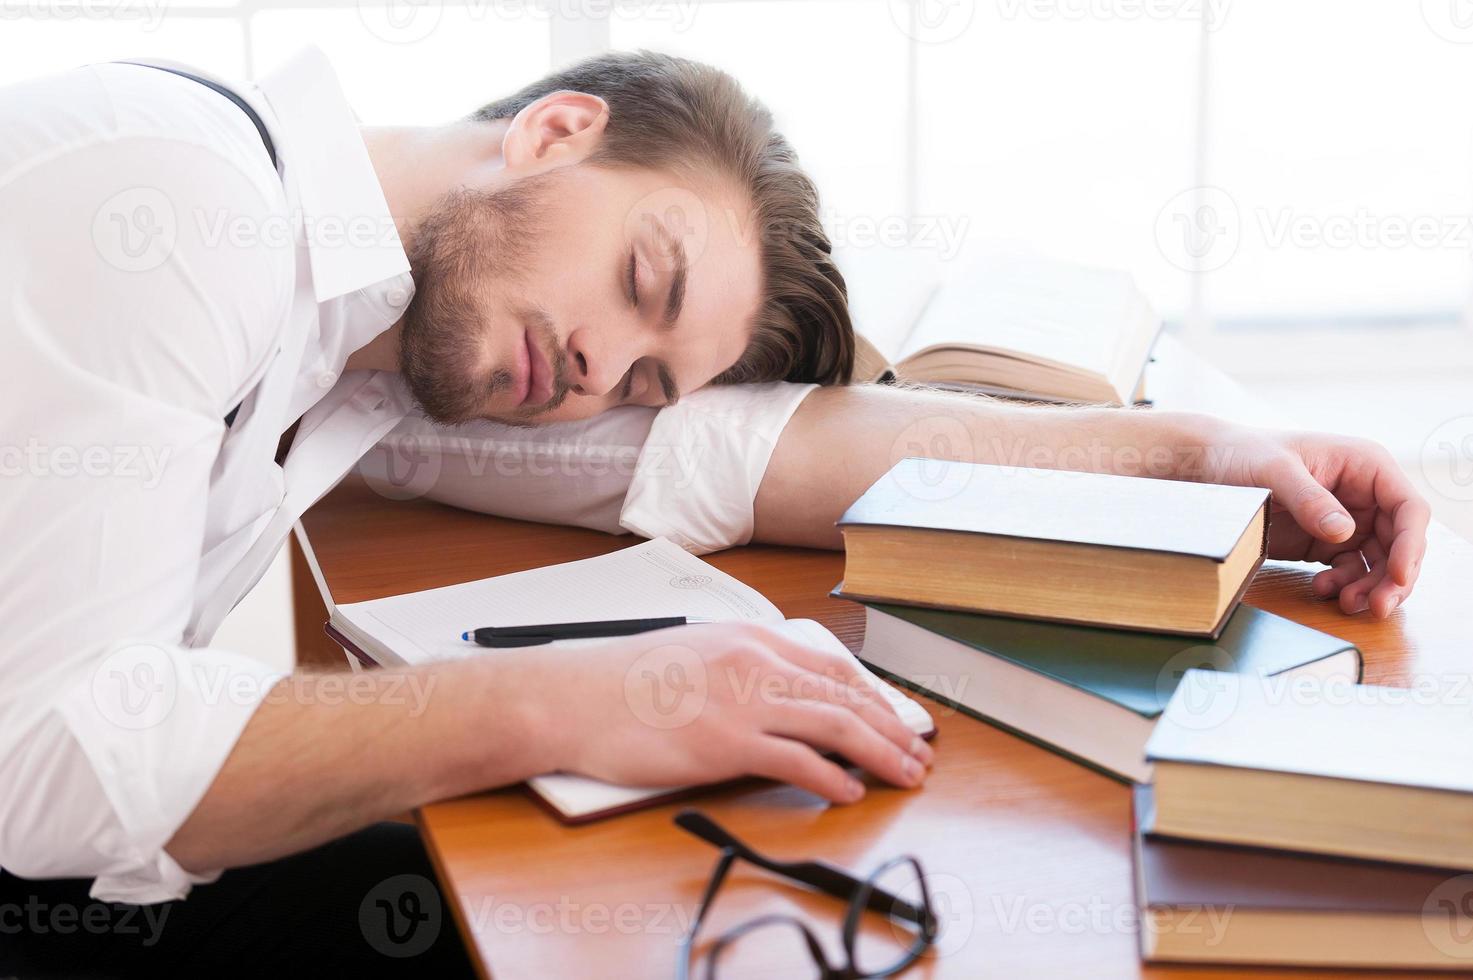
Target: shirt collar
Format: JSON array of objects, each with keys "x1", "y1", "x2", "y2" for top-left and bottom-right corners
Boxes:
[{"x1": 255, "y1": 46, "x2": 412, "y2": 304}]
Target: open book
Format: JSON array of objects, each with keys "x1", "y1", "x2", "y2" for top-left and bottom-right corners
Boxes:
[
  {"x1": 326, "y1": 538, "x2": 935, "y2": 822},
  {"x1": 851, "y1": 253, "x2": 1161, "y2": 405}
]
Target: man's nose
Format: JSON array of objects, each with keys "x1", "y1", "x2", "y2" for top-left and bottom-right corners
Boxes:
[{"x1": 565, "y1": 322, "x2": 638, "y2": 399}]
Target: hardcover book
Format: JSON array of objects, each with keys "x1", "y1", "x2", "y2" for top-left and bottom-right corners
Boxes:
[
  {"x1": 849, "y1": 599, "x2": 1360, "y2": 783},
  {"x1": 1147, "y1": 669, "x2": 1473, "y2": 870},
  {"x1": 838, "y1": 459, "x2": 1271, "y2": 637}
]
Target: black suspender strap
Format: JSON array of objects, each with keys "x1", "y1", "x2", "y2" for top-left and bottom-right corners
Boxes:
[
  {"x1": 113, "y1": 62, "x2": 280, "y2": 429},
  {"x1": 115, "y1": 61, "x2": 278, "y2": 170}
]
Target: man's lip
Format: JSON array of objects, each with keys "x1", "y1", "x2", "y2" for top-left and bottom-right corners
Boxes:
[
  {"x1": 510, "y1": 328, "x2": 532, "y2": 406},
  {"x1": 520, "y1": 329, "x2": 556, "y2": 407}
]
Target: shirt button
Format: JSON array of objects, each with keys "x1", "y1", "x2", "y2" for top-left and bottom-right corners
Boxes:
[
  {"x1": 386, "y1": 287, "x2": 409, "y2": 308},
  {"x1": 317, "y1": 371, "x2": 338, "y2": 389}
]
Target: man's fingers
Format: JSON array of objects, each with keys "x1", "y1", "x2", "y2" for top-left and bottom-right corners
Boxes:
[
  {"x1": 1338, "y1": 537, "x2": 1387, "y2": 615},
  {"x1": 1266, "y1": 455, "x2": 1355, "y2": 545},
  {"x1": 759, "y1": 629, "x2": 906, "y2": 725},
  {"x1": 1355, "y1": 535, "x2": 1411, "y2": 618},
  {"x1": 736, "y1": 627, "x2": 930, "y2": 765},
  {"x1": 1265, "y1": 440, "x2": 1428, "y2": 609},
  {"x1": 1312, "y1": 551, "x2": 1367, "y2": 599},
  {"x1": 1352, "y1": 445, "x2": 1428, "y2": 589},
  {"x1": 1384, "y1": 494, "x2": 1431, "y2": 589},
  {"x1": 1339, "y1": 569, "x2": 1384, "y2": 616},
  {"x1": 764, "y1": 699, "x2": 926, "y2": 790},
  {"x1": 745, "y1": 735, "x2": 867, "y2": 804},
  {"x1": 764, "y1": 661, "x2": 932, "y2": 765},
  {"x1": 1367, "y1": 572, "x2": 1408, "y2": 619}
]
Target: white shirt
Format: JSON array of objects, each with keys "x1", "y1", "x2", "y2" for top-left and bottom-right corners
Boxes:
[
  {"x1": 360, "y1": 380, "x2": 813, "y2": 553},
  {"x1": 0, "y1": 48, "x2": 813, "y2": 903}
]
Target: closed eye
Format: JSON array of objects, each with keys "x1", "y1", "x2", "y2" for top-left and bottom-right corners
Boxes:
[{"x1": 625, "y1": 249, "x2": 639, "y2": 307}]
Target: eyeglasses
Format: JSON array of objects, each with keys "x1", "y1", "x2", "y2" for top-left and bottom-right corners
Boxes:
[{"x1": 674, "y1": 809, "x2": 938, "y2": 980}]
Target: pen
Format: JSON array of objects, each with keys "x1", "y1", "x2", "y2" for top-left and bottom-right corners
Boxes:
[{"x1": 461, "y1": 616, "x2": 714, "y2": 648}]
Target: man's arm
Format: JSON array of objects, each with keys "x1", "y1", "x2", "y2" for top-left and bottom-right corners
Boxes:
[
  {"x1": 167, "y1": 623, "x2": 932, "y2": 871},
  {"x1": 164, "y1": 659, "x2": 546, "y2": 871},
  {"x1": 756, "y1": 384, "x2": 1430, "y2": 618}
]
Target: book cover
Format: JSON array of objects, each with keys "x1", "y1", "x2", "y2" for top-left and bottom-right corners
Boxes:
[
  {"x1": 838, "y1": 459, "x2": 1270, "y2": 562},
  {"x1": 846, "y1": 597, "x2": 1361, "y2": 721},
  {"x1": 1147, "y1": 670, "x2": 1473, "y2": 793}
]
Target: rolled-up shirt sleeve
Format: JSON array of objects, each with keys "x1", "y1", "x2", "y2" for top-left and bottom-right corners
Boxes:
[
  {"x1": 6, "y1": 645, "x2": 285, "y2": 902},
  {"x1": 619, "y1": 382, "x2": 817, "y2": 552},
  {"x1": 391, "y1": 381, "x2": 816, "y2": 555}
]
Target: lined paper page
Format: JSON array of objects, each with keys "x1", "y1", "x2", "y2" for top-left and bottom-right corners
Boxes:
[{"x1": 335, "y1": 538, "x2": 784, "y2": 665}]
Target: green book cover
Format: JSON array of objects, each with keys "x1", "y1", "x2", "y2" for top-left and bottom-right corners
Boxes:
[{"x1": 855, "y1": 598, "x2": 1362, "y2": 721}]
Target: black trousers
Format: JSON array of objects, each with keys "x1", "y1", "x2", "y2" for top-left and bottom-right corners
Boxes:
[{"x1": 0, "y1": 822, "x2": 477, "y2": 979}]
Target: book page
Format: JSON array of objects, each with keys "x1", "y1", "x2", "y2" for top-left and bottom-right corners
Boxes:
[
  {"x1": 897, "y1": 254, "x2": 1139, "y2": 376},
  {"x1": 335, "y1": 538, "x2": 783, "y2": 665},
  {"x1": 834, "y1": 243, "x2": 945, "y2": 362}
]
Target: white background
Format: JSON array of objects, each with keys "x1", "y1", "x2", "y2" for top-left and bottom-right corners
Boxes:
[{"x1": 5, "y1": 0, "x2": 1473, "y2": 326}]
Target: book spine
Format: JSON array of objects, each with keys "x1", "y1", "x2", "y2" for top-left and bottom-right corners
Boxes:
[{"x1": 322, "y1": 622, "x2": 378, "y2": 668}]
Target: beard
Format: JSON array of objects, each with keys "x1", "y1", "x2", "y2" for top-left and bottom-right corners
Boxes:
[{"x1": 397, "y1": 175, "x2": 569, "y2": 425}]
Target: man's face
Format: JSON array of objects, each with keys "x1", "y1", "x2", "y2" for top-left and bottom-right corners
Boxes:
[{"x1": 398, "y1": 163, "x2": 761, "y2": 426}]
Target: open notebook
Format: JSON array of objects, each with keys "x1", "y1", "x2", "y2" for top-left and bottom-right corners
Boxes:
[{"x1": 326, "y1": 538, "x2": 935, "y2": 823}]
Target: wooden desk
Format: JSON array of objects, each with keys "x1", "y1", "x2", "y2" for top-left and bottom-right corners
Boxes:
[{"x1": 298, "y1": 338, "x2": 1473, "y2": 979}]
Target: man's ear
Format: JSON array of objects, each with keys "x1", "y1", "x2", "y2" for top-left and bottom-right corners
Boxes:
[{"x1": 501, "y1": 90, "x2": 610, "y2": 175}]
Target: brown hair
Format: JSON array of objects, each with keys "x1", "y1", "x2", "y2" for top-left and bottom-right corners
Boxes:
[{"x1": 472, "y1": 50, "x2": 854, "y2": 386}]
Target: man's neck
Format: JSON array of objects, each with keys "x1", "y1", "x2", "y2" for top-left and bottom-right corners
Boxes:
[
  {"x1": 360, "y1": 120, "x2": 512, "y2": 253},
  {"x1": 347, "y1": 119, "x2": 513, "y2": 374}
]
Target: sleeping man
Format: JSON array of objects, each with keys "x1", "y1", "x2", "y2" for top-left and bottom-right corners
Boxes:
[{"x1": 0, "y1": 46, "x2": 1428, "y2": 975}]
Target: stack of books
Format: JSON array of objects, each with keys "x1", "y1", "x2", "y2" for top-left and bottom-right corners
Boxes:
[
  {"x1": 1134, "y1": 670, "x2": 1473, "y2": 970},
  {"x1": 835, "y1": 458, "x2": 1363, "y2": 783}
]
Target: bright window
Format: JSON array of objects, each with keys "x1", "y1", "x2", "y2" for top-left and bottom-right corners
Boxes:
[{"x1": 3, "y1": 0, "x2": 1470, "y2": 327}]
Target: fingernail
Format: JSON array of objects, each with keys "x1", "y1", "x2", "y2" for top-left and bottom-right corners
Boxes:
[
  {"x1": 1320, "y1": 512, "x2": 1352, "y2": 536},
  {"x1": 845, "y1": 777, "x2": 866, "y2": 802},
  {"x1": 901, "y1": 755, "x2": 924, "y2": 786},
  {"x1": 910, "y1": 736, "x2": 933, "y2": 765},
  {"x1": 1387, "y1": 595, "x2": 1400, "y2": 615}
]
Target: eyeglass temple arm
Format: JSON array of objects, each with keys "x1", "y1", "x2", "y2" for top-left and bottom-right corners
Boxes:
[
  {"x1": 676, "y1": 848, "x2": 736, "y2": 980},
  {"x1": 690, "y1": 848, "x2": 736, "y2": 934},
  {"x1": 674, "y1": 810, "x2": 929, "y2": 927}
]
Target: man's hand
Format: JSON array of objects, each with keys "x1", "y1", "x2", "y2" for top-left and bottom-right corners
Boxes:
[
  {"x1": 529, "y1": 622, "x2": 933, "y2": 803},
  {"x1": 1202, "y1": 427, "x2": 1431, "y2": 618},
  {"x1": 756, "y1": 384, "x2": 1431, "y2": 618}
]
